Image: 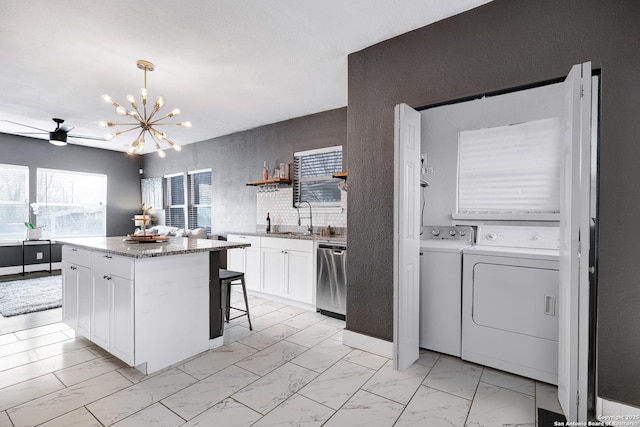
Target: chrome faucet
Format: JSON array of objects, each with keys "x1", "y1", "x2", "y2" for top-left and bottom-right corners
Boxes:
[{"x1": 297, "y1": 200, "x2": 313, "y2": 234}]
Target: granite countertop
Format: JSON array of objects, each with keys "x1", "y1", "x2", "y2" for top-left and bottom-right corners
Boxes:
[{"x1": 57, "y1": 236, "x2": 250, "y2": 259}]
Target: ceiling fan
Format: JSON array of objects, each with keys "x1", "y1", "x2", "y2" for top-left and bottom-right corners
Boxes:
[{"x1": 0, "y1": 118, "x2": 106, "y2": 146}]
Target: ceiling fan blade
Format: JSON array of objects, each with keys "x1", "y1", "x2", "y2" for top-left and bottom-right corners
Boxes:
[
  {"x1": 60, "y1": 124, "x2": 74, "y2": 133},
  {"x1": 0, "y1": 120, "x2": 49, "y2": 132},
  {"x1": 11, "y1": 131, "x2": 47, "y2": 135},
  {"x1": 68, "y1": 133, "x2": 108, "y2": 141}
]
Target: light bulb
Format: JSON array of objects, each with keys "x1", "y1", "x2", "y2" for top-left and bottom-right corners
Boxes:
[
  {"x1": 105, "y1": 133, "x2": 115, "y2": 141},
  {"x1": 98, "y1": 121, "x2": 108, "y2": 128},
  {"x1": 179, "y1": 121, "x2": 192, "y2": 128},
  {"x1": 115, "y1": 106, "x2": 127, "y2": 116},
  {"x1": 102, "y1": 94, "x2": 115, "y2": 105},
  {"x1": 168, "y1": 108, "x2": 180, "y2": 117},
  {"x1": 157, "y1": 148, "x2": 166, "y2": 158},
  {"x1": 127, "y1": 145, "x2": 136, "y2": 154},
  {"x1": 155, "y1": 96, "x2": 165, "y2": 108},
  {"x1": 140, "y1": 87, "x2": 147, "y2": 98},
  {"x1": 173, "y1": 144, "x2": 182, "y2": 152},
  {"x1": 126, "y1": 94, "x2": 135, "y2": 103}
]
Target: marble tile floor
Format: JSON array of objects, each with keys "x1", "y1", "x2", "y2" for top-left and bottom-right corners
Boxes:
[{"x1": 0, "y1": 289, "x2": 564, "y2": 426}]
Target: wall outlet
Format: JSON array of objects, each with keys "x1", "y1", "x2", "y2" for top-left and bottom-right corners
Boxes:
[{"x1": 36, "y1": 252, "x2": 43, "y2": 260}]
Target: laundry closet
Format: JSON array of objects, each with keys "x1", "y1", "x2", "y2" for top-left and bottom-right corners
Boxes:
[{"x1": 416, "y1": 73, "x2": 597, "y2": 392}]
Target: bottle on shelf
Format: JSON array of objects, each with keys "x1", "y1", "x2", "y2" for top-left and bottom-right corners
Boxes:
[
  {"x1": 266, "y1": 212, "x2": 271, "y2": 233},
  {"x1": 263, "y1": 161, "x2": 269, "y2": 181}
]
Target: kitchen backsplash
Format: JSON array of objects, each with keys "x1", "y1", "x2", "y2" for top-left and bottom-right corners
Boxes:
[{"x1": 256, "y1": 187, "x2": 347, "y2": 232}]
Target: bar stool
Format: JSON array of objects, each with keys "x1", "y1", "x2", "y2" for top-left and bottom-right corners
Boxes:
[{"x1": 219, "y1": 269, "x2": 253, "y2": 330}]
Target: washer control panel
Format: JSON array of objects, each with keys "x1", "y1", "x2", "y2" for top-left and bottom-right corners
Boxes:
[
  {"x1": 476, "y1": 226, "x2": 560, "y2": 249},
  {"x1": 422, "y1": 226, "x2": 474, "y2": 243}
]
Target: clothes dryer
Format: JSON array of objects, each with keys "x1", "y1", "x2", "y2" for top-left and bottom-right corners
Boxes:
[{"x1": 462, "y1": 225, "x2": 560, "y2": 384}]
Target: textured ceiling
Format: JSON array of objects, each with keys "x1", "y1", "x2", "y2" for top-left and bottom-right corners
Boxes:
[{"x1": 0, "y1": 0, "x2": 491, "y2": 153}]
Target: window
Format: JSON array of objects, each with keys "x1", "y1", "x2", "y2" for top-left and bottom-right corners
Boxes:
[
  {"x1": 0, "y1": 163, "x2": 29, "y2": 240},
  {"x1": 456, "y1": 118, "x2": 561, "y2": 218},
  {"x1": 164, "y1": 173, "x2": 186, "y2": 228},
  {"x1": 37, "y1": 168, "x2": 107, "y2": 237},
  {"x1": 293, "y1": 146, "x2": 343, "y2": 207},
  {"x1": 187, "y1": 169, "x2": 212, "y2": 233}
]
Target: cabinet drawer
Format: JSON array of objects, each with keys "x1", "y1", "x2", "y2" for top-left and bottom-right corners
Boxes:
[
  {"x1": 261, "y1": 237, "x2": 312, "y2": 252},
  {"x1": 227, "y1": 234, "x2": 261, "y2": 247},
  {"x1": 62, "y1": 245, "x2": 92, "y2": 267},
  {"x1": 91, "y1": 252, "x2": 134, "y2": 280}
]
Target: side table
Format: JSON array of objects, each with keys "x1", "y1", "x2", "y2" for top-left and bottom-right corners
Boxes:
[{"x1": 21, "y1": 239, "x2": 52, "y2": 275}]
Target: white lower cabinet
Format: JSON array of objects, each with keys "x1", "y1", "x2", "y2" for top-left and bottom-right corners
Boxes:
[
  {"x1": 61, "y1": 246, "x2": 92, "y2": 339},
  {"x1": 90, "y1": 252, "x2": 135, "y2": 365},
  {"x1": 227, "y1": 235, "x2": 261, "y2": 291},
  {"x1": 260, "y1": 237, "x2": 314, "y2": 305}
]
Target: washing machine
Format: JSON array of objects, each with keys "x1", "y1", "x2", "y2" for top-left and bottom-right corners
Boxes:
[
  {"x1": 420, "y1": 225, "x2": 474, "y2": 357},
  {"x1": 462, "y1": 225, "x2": 560, "y2": 384}
]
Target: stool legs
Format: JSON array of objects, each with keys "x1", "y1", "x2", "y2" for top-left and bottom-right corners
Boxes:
[{"x1": 224, "y1": 277, "x2": 252, "y2": 331}]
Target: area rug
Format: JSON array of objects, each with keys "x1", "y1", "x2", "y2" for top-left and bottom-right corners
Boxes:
[
  {"x1": 538, "y1": 408, "x2": 567, "y2": 426},
  {"x1": 0, "y1": 275, "x2": 62, "y2": 317}
]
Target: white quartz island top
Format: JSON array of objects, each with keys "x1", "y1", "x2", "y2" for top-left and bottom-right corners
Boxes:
[{"x1": 57, "y1": 236, "x2": 249, "y2": 258}]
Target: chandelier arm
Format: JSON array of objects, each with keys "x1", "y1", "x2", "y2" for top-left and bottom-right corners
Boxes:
[{"x1": 112, "y1": 126, "x2": 144, "y2": 137}]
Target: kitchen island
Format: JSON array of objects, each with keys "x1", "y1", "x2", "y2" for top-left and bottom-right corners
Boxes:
[{"x1": 57, "y1": 236, "x2": 249, "y2": 374}]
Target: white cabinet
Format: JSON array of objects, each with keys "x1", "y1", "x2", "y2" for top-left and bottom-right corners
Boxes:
[
  {"x1": 227, "y1": 235, "x2": 261, "y2": 291},
  {"x1": 260, "y1": 237, "x2": 314, "y2": 304},
  {"x1": 61, "y1": 246, "x2": 92, "y2": 338},
  {"x1": 91, "y1": 252, "x2": 135, "y2": 365}
]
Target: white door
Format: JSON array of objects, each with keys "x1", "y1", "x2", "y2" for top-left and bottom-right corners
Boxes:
[
  {"x1": 559, "y1": 62, "x2": 592, "y2": 422},
  {"x1": 393, "y1": 103, "x2": 421, "y2": 370}
]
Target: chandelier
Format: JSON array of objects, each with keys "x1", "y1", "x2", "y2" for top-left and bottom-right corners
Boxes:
[{"x1": 99, "y1": 60, "x2": 191, "y2": 157}]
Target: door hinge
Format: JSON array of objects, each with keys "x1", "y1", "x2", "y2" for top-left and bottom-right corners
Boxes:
[
  {"x1": 577, "y1": 242, "x2": 582, "y2": 254},
  {"x1": 580, "y1": 84, "x2": 584, "y2": 98}
]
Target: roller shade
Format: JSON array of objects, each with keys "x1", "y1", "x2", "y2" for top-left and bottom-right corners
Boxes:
[{"x1": 457, "y1": 118, "x2": 561, "y2": 215}]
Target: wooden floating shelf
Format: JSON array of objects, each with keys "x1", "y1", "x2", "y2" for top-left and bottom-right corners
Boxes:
[
  {"x1": 246, "y1": 178, "x2": 292, "y2": 186},
  {"x1": 333, "y1": 172, "x2": 348, "y2": 179}
]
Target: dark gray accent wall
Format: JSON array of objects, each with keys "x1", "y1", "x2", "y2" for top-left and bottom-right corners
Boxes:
[
  {"x1": 142, "y1": 108, "x2": 347, "y2": 235},
  {"x1": 0, "y1": 133, "x2": 143, "y2": 236},
  {"x1": 346, "y1": 0, "x2": 640, "y2": 406}
]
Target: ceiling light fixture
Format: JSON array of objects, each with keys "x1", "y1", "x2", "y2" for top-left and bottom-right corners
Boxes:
[{"x1": 99, "y1": 60, "x2": 191, "y2": 157}]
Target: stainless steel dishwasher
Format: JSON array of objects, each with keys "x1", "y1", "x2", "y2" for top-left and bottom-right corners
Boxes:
[{"x1": 316, "y1": 243, "x2": 347, "y2": 319}]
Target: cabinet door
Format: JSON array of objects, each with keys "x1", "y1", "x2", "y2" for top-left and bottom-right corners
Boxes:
[
  {"x1": 76, "y1": 265, "x2": 92, "y2": 339},
  {"x1": 261, "y1": 247, "x2": 285, "y2": 296},
  {"x1": 91, "y1": 272, "x2": 111, "y2": 350},
  {"x1": 110, "y1": 276, "x2": 134, "y2": 365},
  {"x1": 227, "y1": 248, "x2": 245, "y2": 273},
  {"x1": 244, "y1": 246, "x2": 261, "y2": 292},
  {"x1": 62, "y1": 262, "x2": 78, "y2": 327},
  {"x1": 286, "y1": 250, "x2": 314, "y2": 304}
]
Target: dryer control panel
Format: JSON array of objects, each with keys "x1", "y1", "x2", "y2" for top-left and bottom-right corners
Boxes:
[{"x1": 476, "y1": 226, "x2": 559, "y2": 250}]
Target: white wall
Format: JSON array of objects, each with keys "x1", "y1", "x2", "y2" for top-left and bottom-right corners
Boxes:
[{"x1": 420, "y1": 82, "x2": 564, "y2": 226}]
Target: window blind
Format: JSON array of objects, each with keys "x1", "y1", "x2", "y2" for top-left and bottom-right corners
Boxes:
[
  {"x1": 187, "y1": 169, "x2": 212, "y2": 232},
  {"x1": 0, "y1": 163, "x2": 29, "y2": 240},
  {"x1": 293, "y1": 146, "x2": 343, "y2": 206},
  {"x1": 37, "y1": 168, "x2": 107, "y2": 237},
  {"x1": 164, "y1": 174, "x2": 185, "y2": 228},
  {"x1": 457, "y1": 118, "x2": 561, "y2": 215}
]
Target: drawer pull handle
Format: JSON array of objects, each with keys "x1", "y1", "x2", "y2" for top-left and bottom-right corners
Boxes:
[
  {"x1": 103, "y1": 255, "x2": 113, "y2": 259},
  {"x1": 103, "y1": 275, "x2": 112, "y2": 280},
  {"x1": 70, "y1": 266, "x2": 77, "y2": 270},
  {"x1": 544, "y1": 295, "x2": 556, "y2": 316},
  {"x1": 72, "y1": 248, "x2": 78, "y2": 252}
]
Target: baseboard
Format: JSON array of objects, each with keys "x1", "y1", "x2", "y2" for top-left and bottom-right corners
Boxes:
[
  {"x1": 0, "y1": 262, "x2": 62, "y2": 276},
  {"x1": 246, "y1": 290, "x2": 316, "y2": 312},
  {"x1": 343, "y1": 329, "x2": 393, "y2": 359},
  {"x1": 596, "y1": 397, "x2": 640, "y2": 422}
]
